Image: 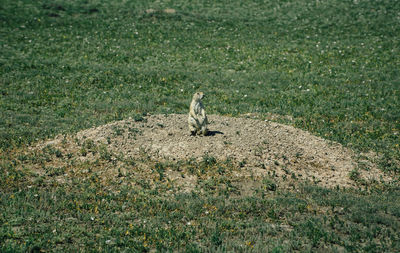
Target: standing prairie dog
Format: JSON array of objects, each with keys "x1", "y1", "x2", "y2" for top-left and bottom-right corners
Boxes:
[{"x1": 188, "y1": 92, "x2": 208, "y2": 136}]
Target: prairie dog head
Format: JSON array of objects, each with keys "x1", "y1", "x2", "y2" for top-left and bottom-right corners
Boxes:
[{"x1": 192, "y1": 92, "x2": 205, "y2": 102}]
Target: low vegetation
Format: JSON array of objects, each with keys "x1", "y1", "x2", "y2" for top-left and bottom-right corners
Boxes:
[{"x1": 1, "y1": 148, "x2": 399, "y2": 251}]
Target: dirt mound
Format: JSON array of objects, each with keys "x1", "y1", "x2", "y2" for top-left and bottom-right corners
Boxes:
[{"x1": 38, "y1": 114, "x2": 390, "y2": 189}]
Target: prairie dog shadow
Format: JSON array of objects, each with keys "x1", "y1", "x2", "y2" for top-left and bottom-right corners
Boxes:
[{"x1": 206, "y1": 130, "x2": 224, "y2": 136}]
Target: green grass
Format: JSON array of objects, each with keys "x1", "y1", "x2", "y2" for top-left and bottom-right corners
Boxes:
[
  {"x1": 1, "y1": 0, "x2": 400, "y2": 251},
  {"x1": 1, "y1": 156, "x2": 399, "y2": 252}
]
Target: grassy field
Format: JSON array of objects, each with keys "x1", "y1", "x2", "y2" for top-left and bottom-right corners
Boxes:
[{"x1": 1, "y1": 0, "x2": 399, "y2": 251}]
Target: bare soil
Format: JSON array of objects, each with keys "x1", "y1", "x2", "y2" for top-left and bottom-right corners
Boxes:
[{"x1": 36, "y1": 114, "x2": 391, "y2": 189}]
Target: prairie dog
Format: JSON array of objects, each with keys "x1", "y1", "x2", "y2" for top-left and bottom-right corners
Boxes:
[{"x1": 188, "y1": 92, "x2": 208, "y2": 136}]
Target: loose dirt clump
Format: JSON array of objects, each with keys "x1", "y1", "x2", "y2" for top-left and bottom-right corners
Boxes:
[{"x1": 34, "y1": 114, "x2": 391, "y2": 189}]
